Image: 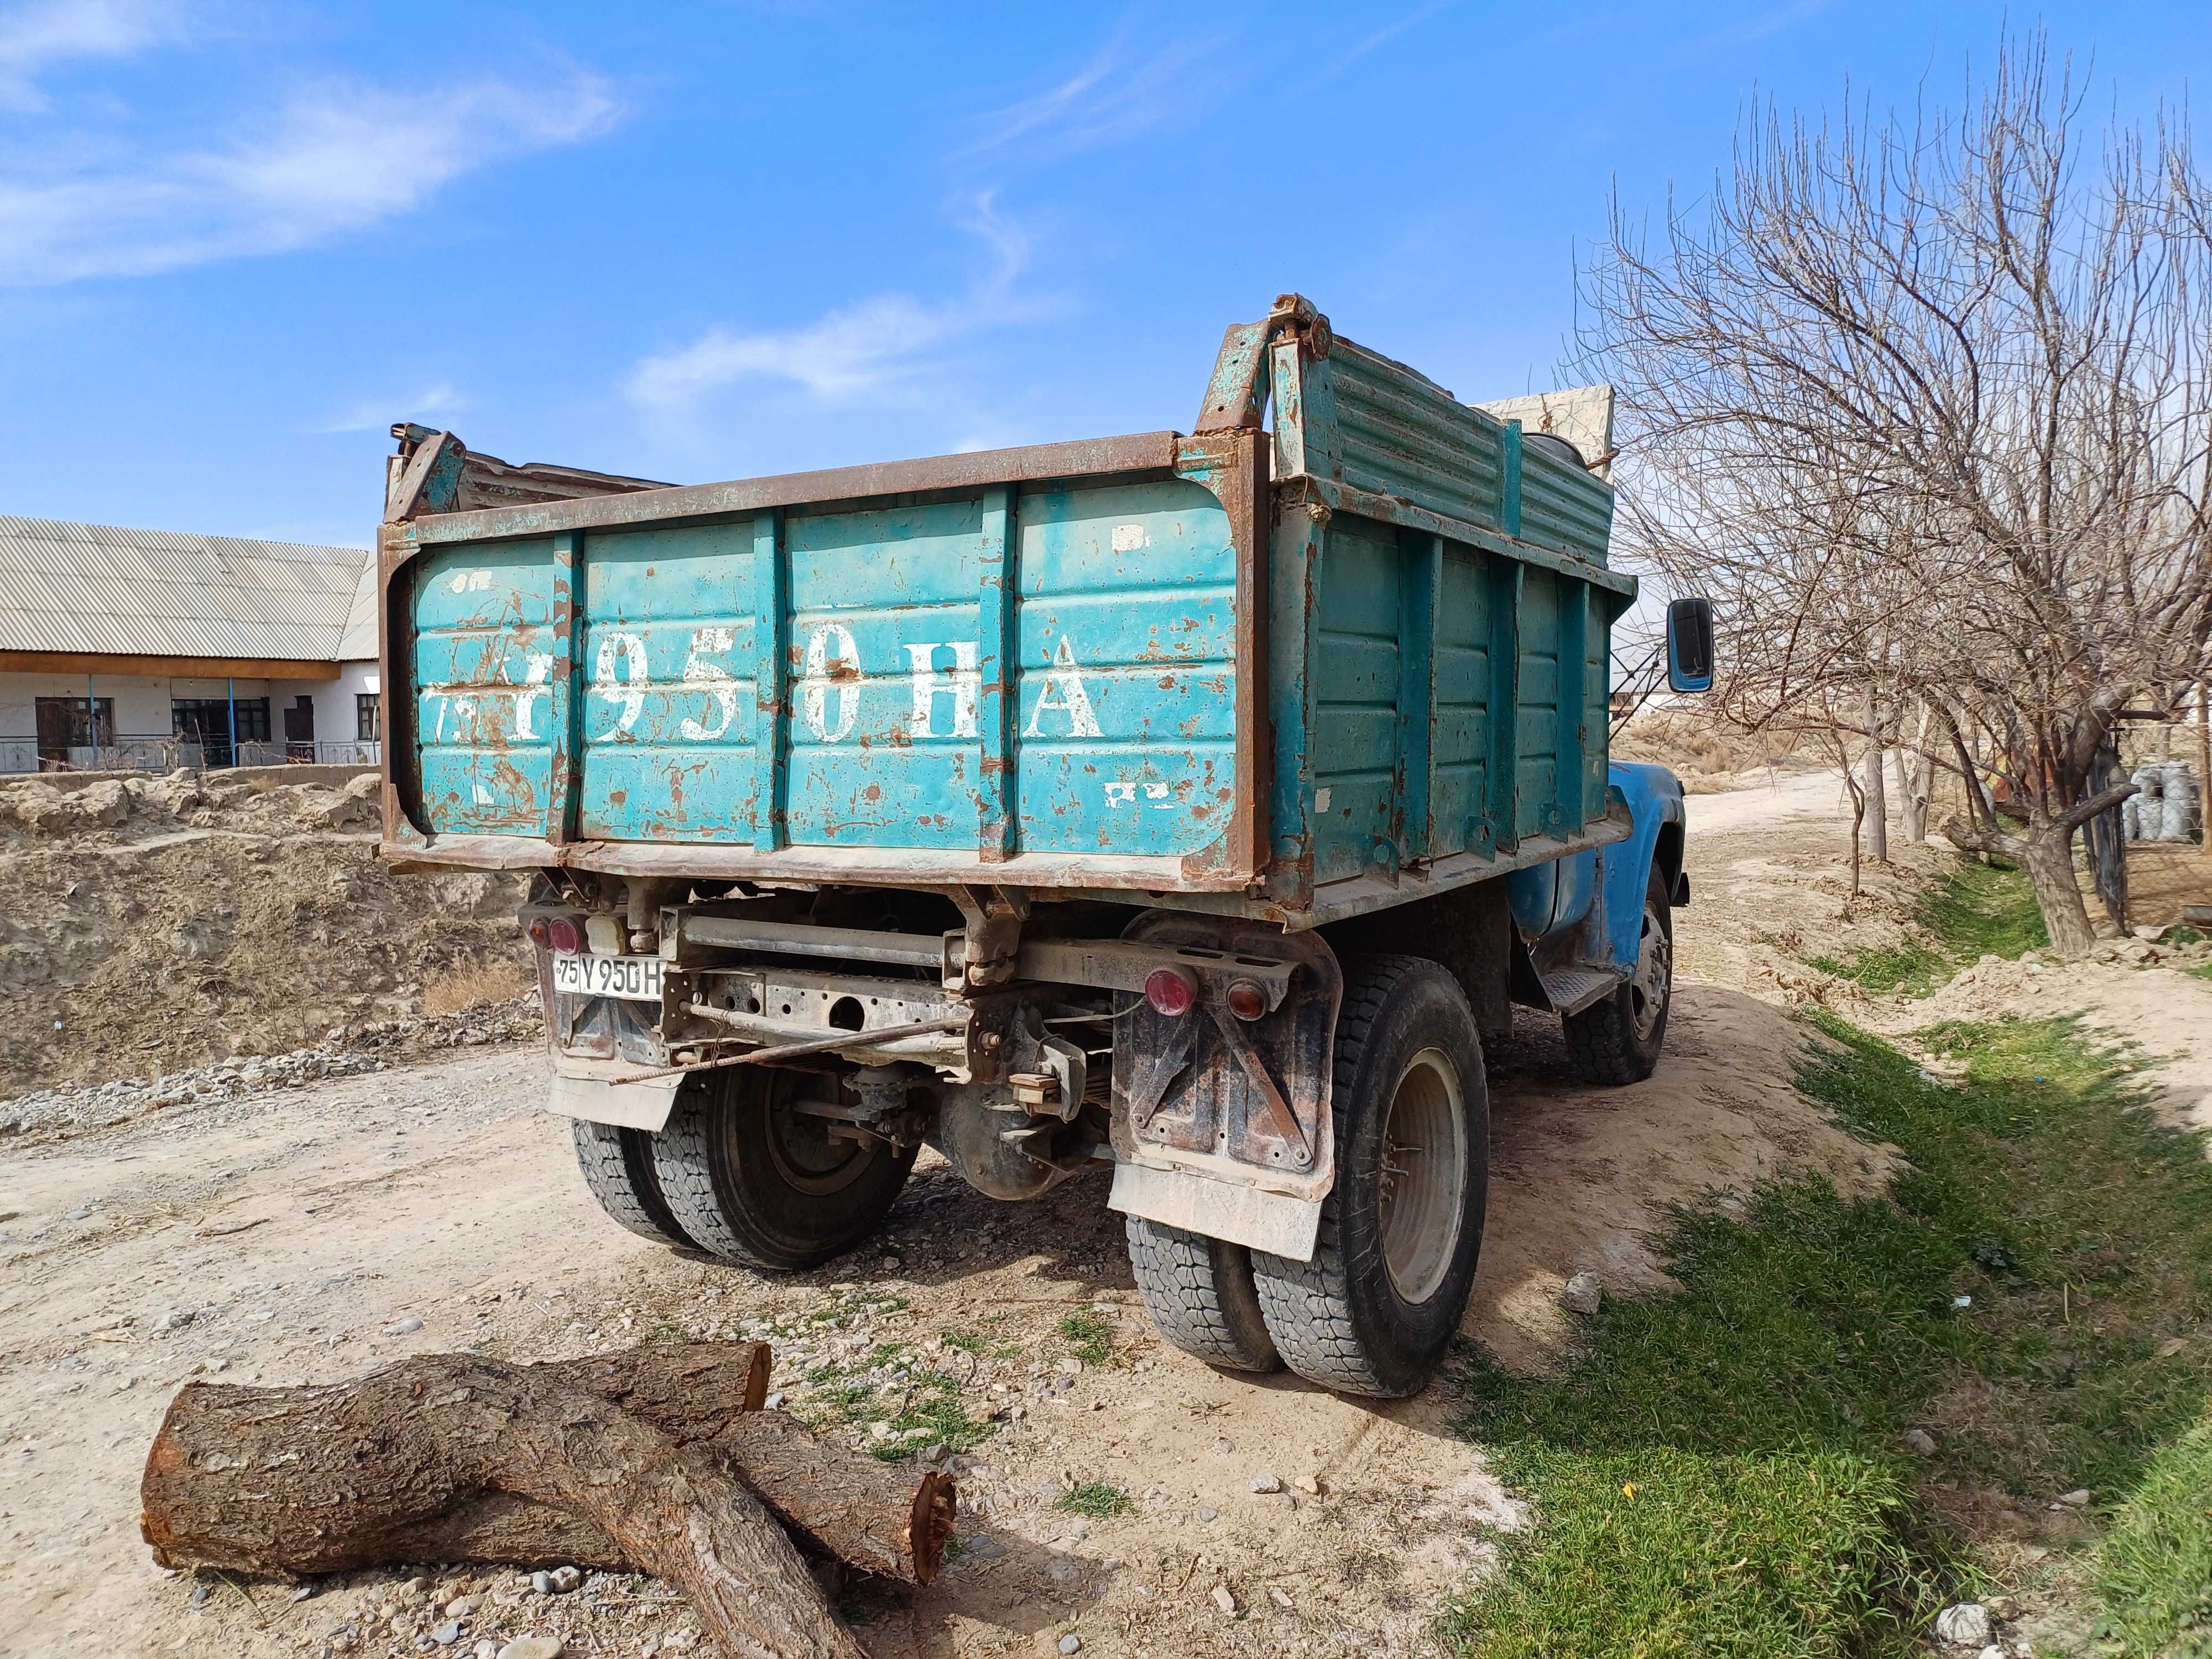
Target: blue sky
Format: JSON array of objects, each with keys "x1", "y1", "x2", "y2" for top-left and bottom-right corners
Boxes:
[{"x1": 1, "y1": 1, "x2": 2206, "y2": 549}]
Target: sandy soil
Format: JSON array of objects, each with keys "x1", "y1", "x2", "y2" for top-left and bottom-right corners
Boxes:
[
  {"x1": 0, "y1": 770, "x2": 534, "y2": 1093},
  {"x1": 1, "y1": 780, "x2": 2201, "y2": 1659}
]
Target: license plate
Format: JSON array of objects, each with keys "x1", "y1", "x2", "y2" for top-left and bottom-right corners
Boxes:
[{"x1": 551, "y1": 953, "x2": 665, "y2": 1002}]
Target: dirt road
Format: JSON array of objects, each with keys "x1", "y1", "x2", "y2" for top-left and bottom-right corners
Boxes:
[{"x1": 3, "y1": 789, "x2": 2194, "y2": 1659}]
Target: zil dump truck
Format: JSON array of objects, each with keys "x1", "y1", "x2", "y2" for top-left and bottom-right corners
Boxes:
[{"x1": 375, "y1": 294, "x2": 1713, "y2": 1399}]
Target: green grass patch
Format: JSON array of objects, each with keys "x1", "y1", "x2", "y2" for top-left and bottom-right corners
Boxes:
[
  {"x1": 1057, "y1": 1310, "x2": 1118, "y2": 1368},
  {"x1": 1447, "y1": 1014, "x2": 2212, "y2": 1658},
  {"x1": 1808, "y1": 855, "x2": 2047, "y2": 995},
  {"x1": 2093, "y1": 1416, "x2": 2212, "y2": 1652},
  {"x1": 1054, "y1": 1481, "x2": 1131, "y2": 1519},
  {"x1": 938, "y1": 1326, "x2": 985, "y2": 1354},
  {"x1": 2190, "y1": 963, "x2": 2212, "y2": 983}
]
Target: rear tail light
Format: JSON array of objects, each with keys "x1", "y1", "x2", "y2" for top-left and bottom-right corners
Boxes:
[
  {"x1": 545, "y1": 915, "x2": 582, "y2": 955},
  {"x1": 526, "y1": 918, "x2": 552, "y2": 949},
  {"x1": 1144, "y1": 967, "x2": 1198, "y2": 1017},
  {"x1": 1225, "y1": 979, "x2": 1267, "y2": 1021}
]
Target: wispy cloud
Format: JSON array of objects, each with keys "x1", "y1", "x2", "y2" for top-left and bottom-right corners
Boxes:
[
  {"x1": 954, "y1": 26, "x2": 1228, "y2": 166},
  {"x1": 1681, "y1": 0, "x2": 1832, "y2": 55},
  {"x1": 0, "y1": 71, "x2": 619, "y2": 286},
  {"x1": 1302, "y1": 1, "x2": 1455, "y2": 91},
  {"x1": 626, "y1": 195, "x2": 1047, "y2": 409},
  {"x1": 0, "y1": 0, "x2": 181, "y2": 111},
  {"x1": 309, "y1": 380, "x2": 468, "y2": 435}
]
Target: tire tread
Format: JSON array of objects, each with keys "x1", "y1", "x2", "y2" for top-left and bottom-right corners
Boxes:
[
  {"x1": 1125, "y1": 1217, "x2": 1280, "y2": 1372},
  {"x1": 570, "y1": 1118, "x2": 696, "y2": 1249}
]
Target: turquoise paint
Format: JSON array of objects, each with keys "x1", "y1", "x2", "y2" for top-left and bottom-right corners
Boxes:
[{"x1": 397, "y1": 298, "x2": 1660, "y2": 938}]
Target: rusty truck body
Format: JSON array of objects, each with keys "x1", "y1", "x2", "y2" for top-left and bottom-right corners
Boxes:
[{"x1": 376, "y1": 295, "x2": 1709, "y2": 1397}]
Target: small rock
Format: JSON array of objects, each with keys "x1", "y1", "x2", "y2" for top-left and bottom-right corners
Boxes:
[
  {"x1": 529, "y1": 1572, "x2": 553, "y2": 1595},
  {"x1": 387, "y1": 1316, "x2": 424, "y2": 1335},
  {"x1": 497, "y1": 1641, "x2": 563, "y2": 1659},
  {"x1": 430, "y1": 1623, "x2": 463, "y2": 1646},
  {"x1": 1250, "y1": 1474, "x2": 1282, "y2": 1494},
  {"x1": 1933, "y1": 1603, "x2": 1990, "y2": 1646},
  {"x1": 1902, "y1": 1428, "x2": 1939, "y2": 1456},
  {"x1": 445, "y1": 1597, "x2": 478, "y2": 1618},
  {"x1": 474, "y1": 1642, "x2": 497, "y2": 1659},
  {"x1": 2059, "y1": 1488, "x2": 2090, "y2": 1506},
  {"x1": 1211, "y1": 1583, "x2": 1238, "y2": 1615},
  {"x1": 154, "y1": 1308, "x2": 196, "y2": 1333},
  {"x1": 1559, "y1": 1272, "x2": 1603, "y2": 1316},
  {"x1": 544, "y1": 1566, "x2": 582, "y2": 1594},
  {"x1": 1054, "y1": 1355, "x2": 1083, "y2": 1376},
  {"x1": 1975, "y1": 1646, "x2": 2004, "y2": 1659},
  {"x1": 1058, "y1": 1635, "x2": 1083, "y2": 1654},
  {"x1": 189, "y1": 1583, "x2": 211, "y2": 1608},
  {"x1": 964, "y1": 1535, "x2": 1006, "y2": 1560},
  {"x1": 1196, "y1": 1506, "x2": 1219, "y2": 1523},
  {"x1": 1211, "y1": 1438, "x2": 1234, "y2": 1454},
  {"x1": 66, "y1": 1207, "x2": 91, "y2": 1222},
  {"x1": 1268, "y1": 1587, "x2": 1293, "y2": 1609},
  {"x1": 1292, "y1": 1474, "x2": 1322, "y2": 1495}
]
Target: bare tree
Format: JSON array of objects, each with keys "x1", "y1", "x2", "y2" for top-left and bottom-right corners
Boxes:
[{"x1": 1583, "y1": 33, "x2": 2212, "y2": 955}]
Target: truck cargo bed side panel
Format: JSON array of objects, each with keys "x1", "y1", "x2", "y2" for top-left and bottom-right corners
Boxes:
[
  {"x1": 580, "y1": 521, "x2": 760, "y2": 842},
  {"x1": 413, "y1": 540, "x2": 560, "y2": 836},
  {"x1": 1014, "y1": 480, "x2": 1239, "y2": 857}
]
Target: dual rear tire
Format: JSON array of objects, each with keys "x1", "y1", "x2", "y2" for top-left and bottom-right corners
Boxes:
[
  {"x1": 1126, "y1": 956, "x2": 1491, "y2": 1397},
  {"x1": 570, "y1": 1068, "x2": 914, "y2": 1271}
]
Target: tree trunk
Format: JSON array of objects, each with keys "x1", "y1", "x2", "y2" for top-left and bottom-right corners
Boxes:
[
  {"x1": 1862, "y1": 702, "x2": 1889, "y2": 864},
  {"x1": 142, "y1": 1350, "x2": 878, "y2": 1659},
  {"x1": 2200, "y1": 681, "x2": 2210, "y2": 864},
  {"x1": 1897, "y1": 701, "x2": 1932, "y2": 843},
  {"x1": 2021, "y1": 821, "x2": 2098, "y2": 957}
]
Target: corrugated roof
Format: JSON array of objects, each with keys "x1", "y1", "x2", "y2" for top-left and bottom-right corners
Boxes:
[{"x1": 0, "y1": 515, "x2": 375, "y2": 662}]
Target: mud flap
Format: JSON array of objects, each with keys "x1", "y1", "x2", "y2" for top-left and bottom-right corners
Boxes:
[
  {"x1": 1108, "y1": 1160, "x2": 1323, "y2": 1261},
  {"x1": 546, "y1": 1070, "x2": 684, "y2": 1131}
]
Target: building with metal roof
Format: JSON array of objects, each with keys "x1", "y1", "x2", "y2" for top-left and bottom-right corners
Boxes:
[{"x1": 0, "y1": 515, "x2": 380, "y2": 773}]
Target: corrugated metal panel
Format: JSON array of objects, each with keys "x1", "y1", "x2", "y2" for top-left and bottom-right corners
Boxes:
[{"x1": 0, "y1": 516, "x2": 375, "y2": 661}]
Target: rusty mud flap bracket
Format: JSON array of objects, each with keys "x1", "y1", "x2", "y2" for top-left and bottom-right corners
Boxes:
[{"x1": 1108, "y1": 916, "x2": 1342, "y2": 1261}]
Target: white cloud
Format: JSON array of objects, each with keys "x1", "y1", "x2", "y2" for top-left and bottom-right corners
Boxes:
[
  {"x1": 626, "y1": 195, "x2": 1045, "y2": 409},
  {"x1": 0, "y1": 70, "x2": 620, "y2": 286},
  {"x1": 0, "y1": 0, "x2": 181, "y2": 111},
  {"x1": 954, "y1": 27, "x2": 1227, "y2": 166},
  {"x1": 309, "y1": 380, "x2": 467, "y2": 435}
]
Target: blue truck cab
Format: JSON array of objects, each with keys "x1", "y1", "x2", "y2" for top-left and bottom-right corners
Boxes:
[{"x1": 377, "y1": 295, "x2": 1705, "y2": 1398}]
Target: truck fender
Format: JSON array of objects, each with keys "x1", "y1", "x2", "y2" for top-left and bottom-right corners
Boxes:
[{"x1": 1599, "y1": 762, "x2": 1688, "y2": 973}]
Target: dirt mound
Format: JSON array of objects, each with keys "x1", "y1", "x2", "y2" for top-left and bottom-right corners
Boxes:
[
  {"x1": 1612, "y1": 704, "x2": 1810, "y2": 792},
  {"x1": 0, "y1": 769, "x2": 533, "y2": 1092}
]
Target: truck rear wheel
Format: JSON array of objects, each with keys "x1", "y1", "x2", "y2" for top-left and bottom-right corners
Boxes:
[
  {"x1": 1251, "y1": 956, "x2": 1488, "y2": 1398},
  {"x1": 651, "y1": 1068, "x2": 917, "y2": 1271},
  {"x1": 571, "y1": 1118, "x2": 698, "y2": 1250},
  {"x1": 1125, "y1": 1217, "x2": 1281, "y2": 1372},
  {"x1": 1562, "y1": 865, "x2": 1673, "y2": 1085}
]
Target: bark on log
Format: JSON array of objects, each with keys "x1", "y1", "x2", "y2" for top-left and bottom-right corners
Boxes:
[
  {"x1": 142, "y1": 1350, "x2": 867, "y2": 1659},
  {"x1": 141, "y1": 1343, "x2": 954, "y2": 1585}
]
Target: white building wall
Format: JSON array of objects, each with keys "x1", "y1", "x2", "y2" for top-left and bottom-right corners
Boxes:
[
  {"x1": 0, "y1": 667, "x2": 380, "y2": 773},
  {"x1": 303, "y1": 660, "x2": 382, "y2": 760}
]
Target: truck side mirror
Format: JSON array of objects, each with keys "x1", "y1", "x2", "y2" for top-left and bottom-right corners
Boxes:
[{"x1": 1666, "y1": 597, "x2": 1714, "y2": 693}]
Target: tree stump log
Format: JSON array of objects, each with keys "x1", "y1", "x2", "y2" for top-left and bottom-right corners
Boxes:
[{"x1": 142, "y1": 1348, "x2": 878, "y2": 1659}]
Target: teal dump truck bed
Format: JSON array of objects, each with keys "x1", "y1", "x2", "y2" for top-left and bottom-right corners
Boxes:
[{"x1": 378, "y1": 294, "x2": 1635, "y2": 925}]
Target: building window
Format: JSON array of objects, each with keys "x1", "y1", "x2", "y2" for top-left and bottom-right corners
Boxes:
[
  {"x1": 34, "y1": 696, "x2": 113, "y2": 764},
  {"x1": 172, "y1": 697, "x2": 271, "y2": 766},
  {"x1": 357, "y1": 692, "x2": 382, "y2": 742}
]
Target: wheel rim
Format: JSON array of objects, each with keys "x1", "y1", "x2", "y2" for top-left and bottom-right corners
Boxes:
[
  {"x1": 1630, "y1": 900, "x2": 1672, "y2": 1041},
  {"x1": 1376, "y1": 1047, "x2": 1467, "y2": 1306},
  {"x1": 749, "y1": 1074, "x2": 873, "y2": 1197}
]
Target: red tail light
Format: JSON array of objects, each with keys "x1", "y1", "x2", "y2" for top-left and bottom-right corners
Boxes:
[
  {"x1": 526, "y1": 918, "x2": 552, "y2": 949},
  {"x1": 1144, "y1": 967, "x2": 1197, "y2": 1017},
  {"x1": 546, "y1": 915, "x2": 582, "y2": 955},
  {"x1": 1225, "y1": 979, "x2": 1267, "y2": 1021}
]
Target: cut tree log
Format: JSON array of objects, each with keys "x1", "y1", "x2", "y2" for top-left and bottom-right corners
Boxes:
[
  {"x1": 141, "y1": 1348, "x2": 900, "y2": 1659},
  {"x1": 142, "y1": 1343, "x2": 954, "y2": 1585}
]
